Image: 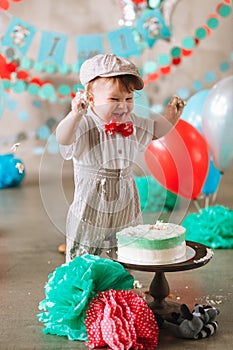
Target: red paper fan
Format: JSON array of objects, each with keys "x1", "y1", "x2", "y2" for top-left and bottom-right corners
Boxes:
[{"x1": 85, "y1": 289, "x2": 159, "y2": 350}]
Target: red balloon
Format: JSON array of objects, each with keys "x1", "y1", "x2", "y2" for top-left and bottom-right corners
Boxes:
[{"x1": 144, "y1": 119, "x2": 209, "y2": 199}]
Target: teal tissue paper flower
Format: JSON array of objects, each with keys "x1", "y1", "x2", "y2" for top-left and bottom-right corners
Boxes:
[
  {"x1": 0, "y1": 153, "x2": 25, "y2": 189},
  {"x1": 37, "y1": 254, "x2": 134, "y2": 341},
  {"x1": 135, "y1": 175, "x2": 179, "y2": 212},
  {"x1": 182, "y1": 205, "x2": 233, "y2": 249}
]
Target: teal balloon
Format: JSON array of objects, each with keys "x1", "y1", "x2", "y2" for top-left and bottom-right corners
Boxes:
[
  {"x1": 181, "y1": 89, "x2": 209, "y2": 133},
  {"x1": 202, "y1": 158, "x2": 221, "y2": 196}
]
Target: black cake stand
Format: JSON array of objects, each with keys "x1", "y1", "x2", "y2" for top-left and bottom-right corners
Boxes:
[{"x1": 108, "y1": 241, "x2": 214, "y2": 320}]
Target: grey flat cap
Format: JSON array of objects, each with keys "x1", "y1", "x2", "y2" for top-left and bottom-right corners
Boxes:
[{"x1": 79, "y1": 53, "x2": 144, "y2": 90}]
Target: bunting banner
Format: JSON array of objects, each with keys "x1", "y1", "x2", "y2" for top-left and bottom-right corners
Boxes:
[
  {"x1": 0, "y1": 0, "x2": 231, "y2": 99},
  {"x1": 106, "y1": 26, "x2": 140, "y2": 57},
  {"x1": 0, "y1": 8, "x2": 171, "y2": 67},
  {"x1": 136, "y1": 9, "x2": 171, "y2": 48},
  {"x1": 1, "y1": 16, "x2": 36, "y2": 55},
  {"x1": 75, "y1": 34, "x2": 104, "y2": 70},
  {"x1": 37, "y1": 31, "x2": 68, "y2": 66}
]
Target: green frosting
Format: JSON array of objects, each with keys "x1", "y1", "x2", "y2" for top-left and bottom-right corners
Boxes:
[{"x1": 117, "y1": 231, "x2": 185, "y2": 250}]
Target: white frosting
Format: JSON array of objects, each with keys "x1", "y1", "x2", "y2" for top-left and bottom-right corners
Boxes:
[{"x1": 118, "y1": 242, "x2": 187, "y2": 265}]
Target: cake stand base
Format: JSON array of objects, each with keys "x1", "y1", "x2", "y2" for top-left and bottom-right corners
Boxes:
[{"x1": 146, "y1": 270, "x2": 181, "y2": 321}]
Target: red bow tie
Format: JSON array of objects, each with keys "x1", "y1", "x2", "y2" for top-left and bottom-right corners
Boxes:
[{"x1": 105, "y1": 121, "x2": 134, "y2": 137}]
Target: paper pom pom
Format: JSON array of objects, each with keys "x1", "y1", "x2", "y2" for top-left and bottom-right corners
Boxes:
[
  {"x1": 135, "y1": 175, "x2": 179, "y2": 212},
  {"x1": 182, "y1": 205, "x2": 233, "y2": 249},
  {"x1": 0, "y1": 153, "x2": 25, "y2": 189},
  {"x1": 37, "y1": 254, "x2": 134, "y2": 341},
  {"x1": 85, "y1": 289, "x2": 159, "y2": 350}
]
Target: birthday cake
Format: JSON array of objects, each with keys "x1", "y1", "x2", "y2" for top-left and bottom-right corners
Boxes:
[{"x1": 116, "y1": 222, "x2": 186, "y2": 265}]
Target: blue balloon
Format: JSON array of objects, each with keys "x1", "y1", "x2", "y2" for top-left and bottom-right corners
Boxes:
[
  {"x1": 202, "y1": 158, "x2": 221, "y2": 196},
  {"x1": 0, "y1": 153, "x2": 26, "y2": 189},
  {"x1": 181, "y1": 89, "x2": 210, "y2": 133}
]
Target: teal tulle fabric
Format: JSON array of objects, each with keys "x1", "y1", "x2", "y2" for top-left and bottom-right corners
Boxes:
[
  {"x1": 37, "y1": 254, "x2": 134, "y2": 341},
  {"x1": 182, "y1": 205, "x2": 233, "y2": 249}
]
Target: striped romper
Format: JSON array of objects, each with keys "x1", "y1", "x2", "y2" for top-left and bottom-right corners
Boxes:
[{"x1": 59, "y1": 108, "x2": 154, "y2": 262}]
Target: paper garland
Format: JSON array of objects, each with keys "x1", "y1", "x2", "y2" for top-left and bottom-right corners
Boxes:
[
  {"x1": 0, "y1": 0, "x2": 23, "y2": 12},
  {"x1": 0, "y1": 0, "x2": 232, "y2": 102},
  {"x1": 0, "y1": 4, "x2": 171, "y2": 70},
  {"x1": 144, "y1": 1, "x2": 233, "y2": 84},
  {"x1": 0, "y1": 50, "x2": 232, "y2": 151}
]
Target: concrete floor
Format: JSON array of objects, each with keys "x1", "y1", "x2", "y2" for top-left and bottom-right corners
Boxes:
[{"x1": 0, "y1": 168, "x2": 233, "y2": 350}]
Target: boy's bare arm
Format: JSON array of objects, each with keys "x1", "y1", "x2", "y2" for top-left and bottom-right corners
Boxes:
[
  {"x1": 153, "y1": 95, "x2": 186, "y2": 139},
  {"x1": 56, "y1": 90, "x2": 88, "y2": 145}
]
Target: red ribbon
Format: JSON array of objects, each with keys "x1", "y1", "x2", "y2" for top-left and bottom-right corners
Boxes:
[{"x1": 105, "y1": 121, "x2": 134, "y2": 137}]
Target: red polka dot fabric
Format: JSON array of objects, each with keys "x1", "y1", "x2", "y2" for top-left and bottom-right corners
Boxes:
[{"x1": 85, "y1": 289, "x2": 159, "y2": 349}]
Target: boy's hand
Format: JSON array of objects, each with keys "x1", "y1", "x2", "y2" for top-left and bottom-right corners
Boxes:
[
  {"x1": 71, "y1": 89, "x2": 88, "y2": 116},
  {"x1": 166, "y1": 95, "x2": 186, "y2": 125}
]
